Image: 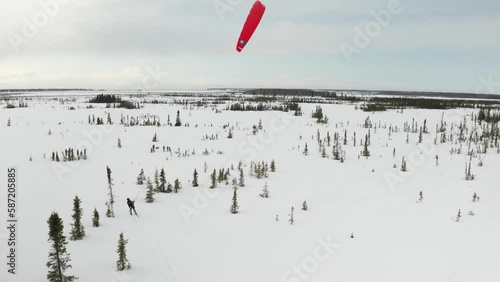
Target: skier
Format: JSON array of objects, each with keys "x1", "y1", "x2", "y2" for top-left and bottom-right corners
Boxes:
[{"x1": 127, "y1": 198, "x2": 138, "y2": 216}]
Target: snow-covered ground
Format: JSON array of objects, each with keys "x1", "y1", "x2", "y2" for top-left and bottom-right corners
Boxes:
[{"x1": 1, "y1": 96, "x2": 499, "y2": 282}]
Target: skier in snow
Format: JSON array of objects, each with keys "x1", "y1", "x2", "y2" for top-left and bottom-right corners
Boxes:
[{"x1": 127, "y1": 198, "x2": 138, "y2": 216}]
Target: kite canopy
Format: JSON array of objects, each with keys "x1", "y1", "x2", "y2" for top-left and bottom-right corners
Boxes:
[{"x1": 236, "y1": 1, "x2": 266, "y2": 52}]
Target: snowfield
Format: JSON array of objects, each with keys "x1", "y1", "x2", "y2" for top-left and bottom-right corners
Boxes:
[{"x1": 1, "y1": 95, "x2": 499, "y2": 282}]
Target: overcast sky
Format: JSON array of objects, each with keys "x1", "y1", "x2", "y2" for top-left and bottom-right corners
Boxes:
[{"x1": 1, "y1": 0, "x2": 499, "y2": 93}]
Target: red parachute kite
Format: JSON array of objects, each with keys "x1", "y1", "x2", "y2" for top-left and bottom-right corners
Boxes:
[{"x1": 236, "y1": 1, "x2": 266, "y2": 52}]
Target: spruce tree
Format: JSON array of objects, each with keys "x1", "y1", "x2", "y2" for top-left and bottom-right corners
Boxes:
[
  {"x1": 106, "y1": 166, "x2": 114, "y2": 204},
  {"x1": 192, "y1": 169, "x2": 199, "y2": 187},
  {"x1": 154, "y1": 169, "x2": 160, "y2": 191},
  {"x1": 239, "y1": 168, "x2": 245, "y2": 187},
  {"x1": 46, "y1": 212, "x2": 77, "y2": 282},
  {"x1": 159, "y1": 168, "x2": 166, "y2": 192},
  {"x1": 259, "y1": 182, "x2": 270, "y2": 198},
  {"x1": 210, "y1": 169, "x2": 217, "y2": 189},
  {"x1": 401, "y1": 157, "x2": 407, "y2": 172},
  {"x1": 230, "y1": 178, "x2": 239, "y2": 214},
  {"x1": 106, "y1": 201, "x2": 114, "y2": 218},
  {"x1": 302, "y1": 201, "x2": 308, "y2": 211},
  {"x1": 362, "y1": 134, "x2": 370, "y2": 157},
  {"x1": 175, "y1": 110, "x2": 182, "y2": 127},
  {"x1": 472, "y1": 192, "x2": 479, "y2": 202},
  {"x1": 70, "y1": 196, "x2": 85, "y2": 240},
  {"x1": 218, "y1": 169, "x2": 224, "y2": 183},
  {"x1": 289, "y1": 207, "x2": 294, "y2": 225},
  {"x1": 145, "y1": 177, "x2": 155, "y2": 203},
  {"x1": 166, "y1": 183, "x2": 173, "y2": 193},
  {"x1": 270, "y1": 160, "x2": 276, "y2": 172},
  {"x1": 116, "y1": 232, "x2": 131, "y2": 271},
  {"x1": 303, "y1": 143, "x2": 309, "y2": 156},
  {"x1": 7, "y1": 117, "x2": 11, "y2": 127},
  {"x1": 174, "y1": 179, "x2": 181, "y2": 193},
  {"x1": 137, "y1": 169, "x2": 145, "y2": 185},
  {"x1": 92, "y1": 208, "x2": 99, "y2": 227}
]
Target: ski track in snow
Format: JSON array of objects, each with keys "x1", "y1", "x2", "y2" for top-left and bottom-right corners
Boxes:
[{"x1": 133, "y1": 216, "x2": 175, "y2": 282}]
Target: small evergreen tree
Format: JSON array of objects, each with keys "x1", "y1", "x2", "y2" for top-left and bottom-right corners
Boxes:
[
  {"x1": 92, "y1": 208, "x2": 99, "y2": 227},
  {"x1": 106, "y1": 166, "x2": 115, "y2": 204},
  {"x1": 159, "y1": 168, "x2": 166, "y2": 192},
  {"x1": 117, "y1": 138, "x2": 122, "y2": 148},
  {"x1": 472, "y1": 192, "x2": 479, "y2": 202},
  {"x1": 193, "y1": 169, "x2": 199, "y2": 187},
  {"x1": 145, "y1": 177, "x2": 155, "y2": 203},
  {"x1": 302, "y1": 201, "x2": 308, "y2": 211},
  {"x1": 137, "y1": 169, "x2": 145, "y2": 185},
  {"x1": 218, "y1": 169, "x2": 224, "y2": 183},
  {"x1": 303, "y1": 143, "x2": 309, "y2": 156},
  {"x1": 70, "y1": 196, "x2": 85, "y2": 240},
  {"x1": 289, "y1": 207, "x2": 294, "y2": 225},
  {"x1": 239, "y1": 168, "x2": 245, "y2": 187},
  {"x1": 210, "y1": 169, "x2": 217, "y2": 189},
  {"x1": 166, "y1": 183, "x2": 173, "y2": 193},
  {"x1": 362, "y1": 134, "x2": 370, "y2": 157},
  {"x1": 7, "y1": 117, "x2": 11, "y2": 127},
  {"x1": 116, "y1": 232, "x2": 131, "y2": 271},
  {"x1": 46, "y1": 212, "x2": 77, "y2": 282},
  {"x1": 401, "y1": 157, "x2": 407, "y2": 172},
  {"x1": 259, "y1": 182, "x2": 269, "y2": 198},
  {"x1": 175, "y1": 110, "x2": 182, "y2": 126},
  {"x1": 230, "y1": 179, "x2": 239, "y2": 214},
  {"x1": 455, "y1": 209, "x2": 461, "y2": 222},
  {"x1": 154, "y1": 169, "x2": 160, "y2": 191},
  {"x1": 270, "y1": 160, "x2": 276, "y2": 172},
  {"x1": 105, "y1": 201, "x2": 114, "y2": 218},
  {"x1": 174, "y1": 179, "x2": 181, "y2": 193},
  {"x1": 417, "y1": 191, "x2": 423, "y2": 203},
  {"x1": 152, "y1": 132, "x2": 159, "y2": 142}
]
